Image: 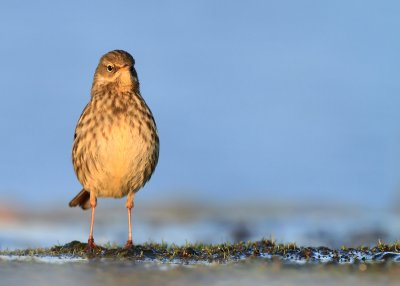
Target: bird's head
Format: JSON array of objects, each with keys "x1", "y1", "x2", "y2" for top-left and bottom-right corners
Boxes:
[{"x1": 92, "y1": 50, "x2": 139, "y2": 93}]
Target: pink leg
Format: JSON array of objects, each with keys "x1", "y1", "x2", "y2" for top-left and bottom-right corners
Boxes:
[
  {"x1": 125, "y1": 192, "x2": 135, "y2": 248},
  {"x1": 87, "y1": 192, "x2": 97, "y2": 251}
]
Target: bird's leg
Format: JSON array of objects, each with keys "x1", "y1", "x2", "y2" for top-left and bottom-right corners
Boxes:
[
  {"x1": 87, "y1": 192, "x2": 97, "y2": 251},
  {"x1": 125, "y1": 192, "x2": 135, "y2": 248}
]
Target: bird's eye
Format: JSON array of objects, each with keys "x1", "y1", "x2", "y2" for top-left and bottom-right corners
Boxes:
[{"x1": 106, "y1": 64, "x2": 114, "y2": 72}]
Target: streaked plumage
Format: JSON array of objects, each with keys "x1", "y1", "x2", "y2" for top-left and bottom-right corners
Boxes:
[{"x1": 69, "y1": 50, "x2": 159, "y2": 249}]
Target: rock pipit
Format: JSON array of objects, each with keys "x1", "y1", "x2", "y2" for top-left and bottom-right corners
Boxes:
[{"x1": 69, "y1": 50, "x2": 159, "y2": 250}]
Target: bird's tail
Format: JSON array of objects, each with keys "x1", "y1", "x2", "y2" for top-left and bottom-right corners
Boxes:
[{"x1": 69, "y1": 189, "x2": 91, "y2": 210}]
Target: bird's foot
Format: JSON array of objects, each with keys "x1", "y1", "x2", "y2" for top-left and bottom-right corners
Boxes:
[
  {"x1": 86, "y1": 237, "x2": 97, "y2": 252},
  {"x1": 124, "y1": 240, "x2": 133, "y2": 249}
]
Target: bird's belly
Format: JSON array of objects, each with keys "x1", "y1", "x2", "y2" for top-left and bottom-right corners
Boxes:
[{"x1": 92, "y1": 124, "x2": 149, "y2": 198}]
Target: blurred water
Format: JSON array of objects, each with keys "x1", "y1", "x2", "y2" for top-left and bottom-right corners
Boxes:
[
  {"x1": 1, "y1": 258, "x2": 400, "y2": 286},
  {"x1": 2, "y1": 199, "x2": 400, "y2": 285},
  {"x1": 1, "y1": 200, "x2": 399, "y2": 250}
]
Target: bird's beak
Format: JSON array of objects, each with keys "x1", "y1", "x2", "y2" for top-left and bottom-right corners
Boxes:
[{"x1": 120, "y1": 65, "x2": 132, "y2": 72}]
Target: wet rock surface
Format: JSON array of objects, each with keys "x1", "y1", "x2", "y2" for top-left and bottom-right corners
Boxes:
[{"x1": 2, "y1": 239, "x2": 400, "y2": 264}]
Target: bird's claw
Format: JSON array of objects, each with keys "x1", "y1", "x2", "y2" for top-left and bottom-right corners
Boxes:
[
  {"x1": 86, "y1": 237, "x2": 97, "y2": 252},
  {"x1": 124, "y1": 240, "x2": 133, "y2": 249}
]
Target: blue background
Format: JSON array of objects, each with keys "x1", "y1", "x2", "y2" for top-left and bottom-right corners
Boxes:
[{"x1": 1, "y1": 1, "x2": 399, "y2": 208}]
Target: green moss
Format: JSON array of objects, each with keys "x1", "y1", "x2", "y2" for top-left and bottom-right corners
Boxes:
[{"x1": 1, "y1": 239, "x2": 400, "y2": 264}]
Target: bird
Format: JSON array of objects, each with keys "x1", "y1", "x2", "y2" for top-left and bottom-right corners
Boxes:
[{"x1": 69, "y1": 50, "x2": 159, "y2": 250}]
